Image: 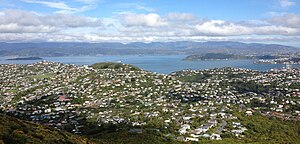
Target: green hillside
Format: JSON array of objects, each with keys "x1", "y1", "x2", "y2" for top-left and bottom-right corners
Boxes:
[
  {"x1": 0, "y1": 113, "x2": 93, "y2": 144},
  {"x1": 91, "y1": 62, "x2": 141, "y2": 71}
]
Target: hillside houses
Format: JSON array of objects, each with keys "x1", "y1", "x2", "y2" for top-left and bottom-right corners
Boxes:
[{"x1": 1, "y1": 62, "x2": 300, "y2": 142}]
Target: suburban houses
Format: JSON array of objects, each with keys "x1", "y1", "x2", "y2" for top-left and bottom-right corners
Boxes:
[{"x1": 0, "y1": 61, "x2": 300, "y2": 142}]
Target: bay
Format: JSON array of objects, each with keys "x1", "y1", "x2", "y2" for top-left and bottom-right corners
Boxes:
[{"x1": 0, "y1": 55, "x2": 299, "y2": 74}]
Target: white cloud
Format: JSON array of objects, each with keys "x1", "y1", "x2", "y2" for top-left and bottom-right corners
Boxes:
[
  {"x1": 268, "y1": 13, "x2": 300, "y2": 28},
  {"x1": 195, "y1": 20, "x2": 298, "y2": 36},
  {"x1": 166, "y1": 13, "x2": 197, "y2": 22},
  {"x1": 122, "y1": 13, "x2": 168, "y2": 27},
  {"x1": 119, "y1": 13, "x2": 299, "y2": 37},
  {"x1": 21, "y1": 0, "x2": 96, "y2": 13},
  {"x1": 195, "y1": 20, "x2": 248, "y2": 36},
  {"x1": 0, "y1": 10, "x2": 299, "y2": 44},
  {"x1": 279, "y1": 0, "x2": 295, "y2": 8},
  {"x1": 0, "y1": 9, "x2": 102, "y2": 33},
  {"x1": 115, "y1": 3, "x2": 156, "y2": 12},
  {"x1": 0, "y1": 23, "x2": 57, "y2": 33},
  {"x1": 135, "y1": 5, "x2": 155, "y2": 12},
  {"x1": 21, "y1": 0, "x2": 77, "y2": 11}
]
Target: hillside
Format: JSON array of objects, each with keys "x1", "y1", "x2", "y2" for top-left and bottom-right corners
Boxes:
[
  {"x1": 1, "y1": 111, "x2": 299, "y2": 144},
  {"x1": 0, "y1": 113, "x2": 178, "y2": 144},
  {"x1": 1, "y1": 62, "x2": 300, "y2": 143},
  {"x1": 0, "y1": 113, "x2": 93, "y2": 144}
]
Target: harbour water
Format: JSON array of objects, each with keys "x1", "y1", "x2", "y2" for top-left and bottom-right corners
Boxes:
[{"x1": 0, "y1": 55, "x2": 298, "y2": 74}]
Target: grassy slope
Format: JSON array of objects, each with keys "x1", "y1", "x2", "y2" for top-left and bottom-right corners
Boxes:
[
  {"x1": 3, "y1": 112, "x2": 298, "y2": 144},
  {"x1": 0, "y1": 113, "x2": 178, "y2": 144},
  {"x1": 0, "y1": 113, "x2": 94, "y2": 144}
]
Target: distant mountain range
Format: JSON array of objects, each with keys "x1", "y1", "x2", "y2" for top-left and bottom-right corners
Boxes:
[{"x1": 0, "y1": 41, "x2": 298, "y2": 57}]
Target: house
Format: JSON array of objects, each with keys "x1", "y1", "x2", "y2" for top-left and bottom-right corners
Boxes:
[
  {"x1": 201, "y1": 134, "x2": 210, "y2": 138},
  {"x1": 186, "y1": 137, "x2": 199, "y2": 142},
  {"x1": 194, "y1": 125, "x2": 209, "y2": 134},
  {"x1": 231, "y1": 127, "x2": 247, "y2": 136},
  {"x1": 58, "y1": 95, "x2": 71, "y2": 102},
  {"x1": 179, "y1": 124, "x2": 191, "y2": 134},
  {"x1": 176, "y1": 136, "x2": 186, "y2": 141},
  {"x1": 246, "y1": 111, "x2": 253, "y2": 116},
  {"x1": 210, "y1": 133, "x2": 222, "y2": 140}
]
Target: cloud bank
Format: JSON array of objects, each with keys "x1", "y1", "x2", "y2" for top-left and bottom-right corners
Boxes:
[{"x1": 0, "y1": 9, "x2": 299, "y2": 43}]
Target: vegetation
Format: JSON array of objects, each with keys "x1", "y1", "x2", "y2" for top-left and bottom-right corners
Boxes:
[
  {"x1": 188, "y1": 112, "x2": 300, "y2": 143},
  {"x1": 177, "y1": 68, "x2": 258, "y2": 83},
  {"x1": 177, "y1": 73, "x2": 212, "y2": 82},
  {"x1": 0, "y1": 113, "x2": 94, "y2": 144},
  {"x1": 1, "y1": 111, "x2": 299, "y2": 144},
  {"x1": 91, "y1": 62, "x2": 141, "y2": 71},
  {"x1": 0, "y1": 113, "x2": 179, "y2": 144},
  {"x1": 230, "y1": 81, "x2": 271, "y2": 94},
  {"x1": 92, "y1": 131, "x2": 179, "y2": 144},
  {"x1": 289, "y1": 82, "x2": 300, "y2": 89},
  {"x1": 234, "y1": 112, "x2": 300, "y2": 143}
]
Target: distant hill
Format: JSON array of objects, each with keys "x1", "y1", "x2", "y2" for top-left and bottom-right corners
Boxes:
[
  {"x1": 183, "y1": 53, "x2": 283, "y2": 61},
  {"x1": 0, "y1": 41, "x2": 298, "y2": 56},
  {"x1": 6, "y1": 57, "x2": 43, "y2": 60},
  {"x1": 183, "y1": 53, "x2": 251, "y2": 61}
]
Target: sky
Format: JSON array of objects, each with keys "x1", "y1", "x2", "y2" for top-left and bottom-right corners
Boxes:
[{"x1": 0, "y1": 0, "x2": 300, "y2": 47}]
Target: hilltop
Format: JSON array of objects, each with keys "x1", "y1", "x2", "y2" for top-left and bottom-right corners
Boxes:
[{"x1": 91, "y1": 62, "x2": 141, "y2": 71}]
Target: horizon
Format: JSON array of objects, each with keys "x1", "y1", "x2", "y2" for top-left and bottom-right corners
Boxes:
[
  {"x1": 0, "y1": 0, "x2": 299, "y2": 47},
  {"x1": 0, "y1": 41, "x2": 299, "y2": 48}
]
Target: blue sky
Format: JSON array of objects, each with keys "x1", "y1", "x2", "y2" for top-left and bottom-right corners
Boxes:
[{"x1": 0, "y1": 0, "x2": 300, "y2": 46}]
